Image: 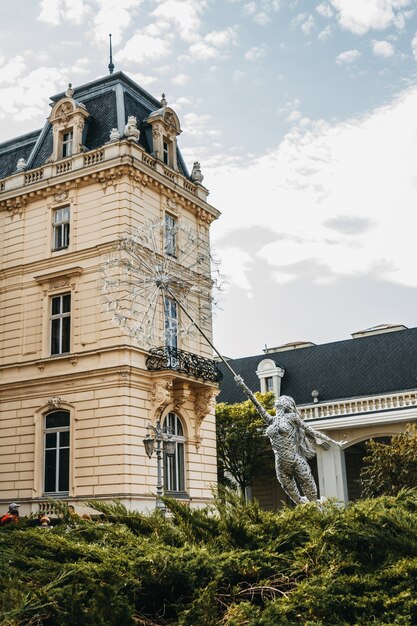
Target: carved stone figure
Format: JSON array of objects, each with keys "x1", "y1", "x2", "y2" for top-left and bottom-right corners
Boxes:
[
  {"x1": 109, "y1": 128, "x2": 121, "y2": 142},
  {"x1": 190, "y1": 161, "x2": 204, "y2": 184},
  {"x1": 124, "y1": 116, "x2": 140, "y2": 141},
  {"x1": 16, "y1": 158, "x2": 26, "y2": 172},
  {"x1": 234, "y1": 376, "x2": 341, "y2": 505}
]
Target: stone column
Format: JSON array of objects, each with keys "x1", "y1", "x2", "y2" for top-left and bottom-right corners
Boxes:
[{"x1": 316, "y1": 445, "x2": 348, "y2": 503}]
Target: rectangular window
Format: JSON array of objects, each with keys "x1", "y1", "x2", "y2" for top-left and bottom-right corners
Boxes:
[
  {"x1": 163, "y1": 140, "x2": 169, "y2": 165},
  {"x1": 62, "y1": 130, "x2": 73, "y2": 158},
  {"x1": 44, "y1": 410, "x2": 70, "y2": 494},
  {"x1": 52, "y1": 206, "x2": 70, "y2": 250},
  {"x1": 164, "y1": 213, "x2": 177, "y2": 257},
  {"x1": 265, "y1": 376, "x2": 274, "y2": 392},
  {"x1": 50, "y1": 293, "x2": 71, "y2": 355},
  {"x1": 164, "y1": 297, "x2": 178, "y2": 350}
]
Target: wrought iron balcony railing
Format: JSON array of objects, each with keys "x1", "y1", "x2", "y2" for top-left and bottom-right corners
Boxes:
[{"x1": 146, "y1": 346, "x2": 223, "y2": 383}]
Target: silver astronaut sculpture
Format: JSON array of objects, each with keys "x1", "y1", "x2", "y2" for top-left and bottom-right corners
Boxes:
[{"x1": 234, "y1": 376, "x2": 341, "y2": 505}]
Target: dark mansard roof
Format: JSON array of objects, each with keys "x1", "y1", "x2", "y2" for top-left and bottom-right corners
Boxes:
[
  {"x1": 0, "y1": 72, "x2": 189, "y2": 179},
  {"x1": 217, "y1": 326, "x2": 417, "y2": 405}
]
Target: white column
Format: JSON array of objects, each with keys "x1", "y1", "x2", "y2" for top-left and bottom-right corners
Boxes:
[{"x1": 316, "y1": 445, "x2": 348, "y2": 503}]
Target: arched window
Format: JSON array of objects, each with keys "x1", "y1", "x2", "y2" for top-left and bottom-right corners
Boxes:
[
  {"x1": 44, "y1": 410, "x2": 70, "y2": 494},
  {"x1": 163, "y1": 413, "x2": 185, "y2": 493}
]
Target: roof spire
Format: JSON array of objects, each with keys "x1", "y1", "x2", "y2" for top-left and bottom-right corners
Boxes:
[{"x1": 108, "y1": 33, "x2": 114, "y2": 75}]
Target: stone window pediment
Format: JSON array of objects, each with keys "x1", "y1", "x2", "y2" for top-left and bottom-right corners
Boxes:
[{"x1": 48, "y1": 88, "x2": 89, "y2": 162}]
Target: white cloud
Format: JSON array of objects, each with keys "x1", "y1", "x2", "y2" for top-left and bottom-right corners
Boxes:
[
  {"x1": 336, "y1": 49, "x2": 361, "y2": 64},
  {"x1": 301, "y1": 15, "x2": 316, "y2": 34},
  {"x1": 188, "y1": 27, "x2": 238, "y2": 60},
  {"x1": 183, "y1": 112, "x2": 221, "y2": 139},
  {"x1": 254, "y1": 12, "x2": 270, "y2": 25},
  {"x1": 372, "y1": 39, "x2": 395, "y2": 56},
  {"x1": 0, "y1": 66, "x2": 68, "y2": 121},
  {"x1": 412, "y1": 31, "x2": 417, "y2": 60},
  {"x1": 208, "y1": 85, "x2": 417, "y2": 292},
  {"x1": 318, "y1": 25, "x2": 332, "y2": 40},
  {"x1": 244, "y1": 45, "x2": 266, "y2": 61},
  {"x1": 205, "y1": 27, "x2": 238, "y2": 48},
  {"x1": 316, "y1": 2, "x2": 333, "y2": 18},
  {"x1": 329, "y1": 0, "x2": 412, "y2": 35},
  {"x1": 91, "y1": 0, "x2": 142, "y2": 43},
  {"x1": 171, "y1": 73, "x2": 190, "y2": 86},
  {"x1": 287, "y1": 110, "x2": 302, "y2": 122},
  {"x1": 0, "y1": 55, "x2": 26, "y2": 85},
  {"x1": 118, "y1": 33, "x2": 171, "y2": 64},
  {"x1": 151, "y1": 0, "x2": 206, "y2": 43},
  {"x1": 38, "y1": 0, "x2": 90, "y2": 25}
]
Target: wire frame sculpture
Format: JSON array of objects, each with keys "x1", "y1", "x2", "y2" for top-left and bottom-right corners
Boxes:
[{"x1": 101, "y1": 219, "x2": 218, "y2": 350}]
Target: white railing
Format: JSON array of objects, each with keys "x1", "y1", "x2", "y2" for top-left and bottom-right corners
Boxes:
[
  {"x1": 56, "y1": 160, "x2": 72, "y2": 175},
  {"x1": 0, "y1": 142, "x2": 202, "y2": 198},
  {"x1": 24, "y1": 168, "x2": 44, "y2": 185},
  {"x1": 83, "y1": 148, "x2": 104, "y2": 166},
  {"x1": 300, "y1": 391, "x2": 417, "y2": 420}
]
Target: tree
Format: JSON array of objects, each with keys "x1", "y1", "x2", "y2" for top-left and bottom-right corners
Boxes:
[
  {"x1": 360, "y1": 424, "x2": 417, "y2": 497},
  {"x1": 215, "y1": 392, "x2": 275, "y2": 498}
]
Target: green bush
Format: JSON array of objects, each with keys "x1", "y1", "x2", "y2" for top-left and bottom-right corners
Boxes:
[{"x1": 2, "y1": 491, "x2": 417, "y2": 624}]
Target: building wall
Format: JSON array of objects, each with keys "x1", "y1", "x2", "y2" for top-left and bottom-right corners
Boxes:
[{"x1": 0, "y1": 132, "x2": 219, "y2": 515}]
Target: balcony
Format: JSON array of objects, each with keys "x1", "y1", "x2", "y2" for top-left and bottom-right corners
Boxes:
[
  {"x1": 146, "y1": 346, "x2": 222, "y2": 383},
  {"x1": 0, "y1": 140, "x2": 211, "y2": 202}
]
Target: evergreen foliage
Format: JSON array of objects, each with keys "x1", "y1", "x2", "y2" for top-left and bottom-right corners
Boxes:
[
  {"x1": 360, "y1": 425, "x2": 417, "y2": 497},
  {"x1": 215, "y1": 393, "x2": 275, "y2": 493},
  {"x1": 2, "y1": 491, "x2": 417, "y2": 624}
]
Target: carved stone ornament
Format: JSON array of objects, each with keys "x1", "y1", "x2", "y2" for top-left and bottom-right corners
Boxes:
[
  {"x1": 53, "y1": 190, "x2": 69, "y2": 203},
  {"x1": 48, "y1": 396, "x2": 63, "y2": 408},
  {"x1": 16, "y1": 158, "x2": 27, "y2": 172},
  {"x1": 124, "y1": 116, "x2": 140, "y2": 141},
  {"x1": 151, "y1": 378, "x2": 173, "y2": 408},
  {"x1": 57, "y1": 102, "x2": 73, "y2": 123},
  {"x1": 109, "y1": 128, "x2": 121, "y2": 142},
  {"x1": 195, "y1": 388, "x2": 218, "y2": 421},
  {"x1": 98, "y1": 167, "x2": 123, "y2": 191},
  {"x1": 190, "y1": 161, "x2": 204, "y2": 185},
  {"x1": 6, "y1": 197, "x2": 26, "y2": 217},
  {"x1": 194, "y1": 388, "x2": 219, "y2": 445}
]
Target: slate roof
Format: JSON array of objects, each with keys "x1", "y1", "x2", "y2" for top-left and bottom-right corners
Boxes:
[
  {"x1": 0, "y1": 71, "x2": 189, "y2": 179},
  {"x1": 217, "y1": 327, "x2": 417, "y2": 406}
]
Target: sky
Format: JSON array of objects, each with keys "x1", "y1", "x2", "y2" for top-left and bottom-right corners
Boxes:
[{"x1": 2, "y1": 0, "x2": 417, "y2": 357}]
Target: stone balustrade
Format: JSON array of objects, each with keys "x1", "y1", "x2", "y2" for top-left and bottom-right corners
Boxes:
[
  {"x1": 300, "y1": 390, "x2": 417, "y2": 420},
  {"x1": 0, "y1": 140, "x2": 204, "y2": 200}
]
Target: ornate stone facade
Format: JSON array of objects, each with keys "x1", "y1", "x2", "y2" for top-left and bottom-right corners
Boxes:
[{"x1": 0, "y1": 73, "x2": 219, "y2": 515}]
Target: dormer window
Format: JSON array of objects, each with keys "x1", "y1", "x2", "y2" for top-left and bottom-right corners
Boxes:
[
  {"x1": 256, "y1": 359, "x2": 285, "y2": 396},
  {"x1": 48, "y1": 90, "x2": 89, "y2": 162},
  {"x1": 163, "y1": 140, "x2": 169, "y2": 165},
  {"x1": 145, "y1": 106, "x2": 181, "y2": 172},
  {"x1": 61, "y1": 130, "x2": 73, "y2": 158}
]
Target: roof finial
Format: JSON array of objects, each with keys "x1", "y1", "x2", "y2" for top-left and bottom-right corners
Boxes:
[
  {"x1": 108, "y1": 33, "x2": 115, "y2": 75},
  {"x1": 161, "y1": 93, "x2": 167, "y2": 107}
]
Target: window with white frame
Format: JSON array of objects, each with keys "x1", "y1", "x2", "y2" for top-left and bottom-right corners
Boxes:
[
  {"x1": 265, "y1": 376, "x2": 274, "y2": 393},
  {"x1": 164, "y1": 297, "x2": 178, "y2": 349},
  {"x1": 164, "y1": 213, "x2": 177, "y2": 257},
  {"x1": 50, "y1": 293, "x2": 71, "y2": 355},
  {"x1": 162, "y1": 140, "x2": 169, "y2": 164},
  {"x1": 44, "y1": 410, "x2": 70, "y2": 494},
  {"x1": 256, "y1": 359, "x2": 285, "y2": 396},
  {"x1": 61, "y1": 130, "x2": 73, "y2": 158},
  {"x1": 52, "y1": 206, "x2": 70, "y2": 250},
  {"x1": 163, "y1": 412, "x2": 185, "y2": 492}
]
